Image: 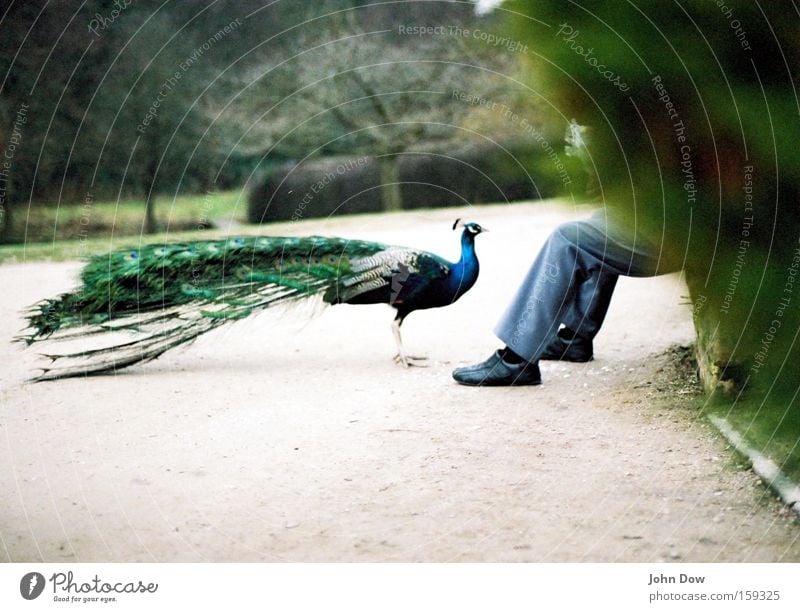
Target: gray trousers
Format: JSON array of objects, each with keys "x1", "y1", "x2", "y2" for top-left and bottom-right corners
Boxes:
[{"x1": 495, "y1": 212, "x2": 675, "y2": 362}]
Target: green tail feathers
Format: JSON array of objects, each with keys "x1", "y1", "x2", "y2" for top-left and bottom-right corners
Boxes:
[
  {"x1": 25, "y1": 236, "x2": 385, "y2": 340},
  {"x1": 20, "y1": 235, "x2": 390, "y2": 380}
]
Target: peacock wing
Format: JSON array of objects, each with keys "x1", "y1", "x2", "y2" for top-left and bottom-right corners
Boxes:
[{"x1": 330, "y1": 247, "x2": 451, "y2": 305}]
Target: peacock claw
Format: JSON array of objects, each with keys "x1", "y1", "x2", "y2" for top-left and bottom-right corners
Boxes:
[{"x1": 394, "y1": 354, "x2": 429, "y2": 367}]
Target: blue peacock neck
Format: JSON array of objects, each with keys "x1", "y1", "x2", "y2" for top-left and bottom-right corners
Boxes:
[{"x1": 448, "y1": 229, "x2": 480, "y2": 297}]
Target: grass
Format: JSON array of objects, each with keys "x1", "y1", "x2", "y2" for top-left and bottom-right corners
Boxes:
[{"x1": 0, "y1": 189, "x2": 248, "y2": 263}]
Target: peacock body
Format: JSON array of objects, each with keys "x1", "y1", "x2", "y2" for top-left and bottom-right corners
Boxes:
[{"x1": 20, "y1": 221, "x2": 485, "y2": 380}]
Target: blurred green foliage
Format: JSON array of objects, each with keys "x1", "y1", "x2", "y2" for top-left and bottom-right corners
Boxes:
[{"x1": 505, "y1": 1, "x2": 800, "y2": 399}]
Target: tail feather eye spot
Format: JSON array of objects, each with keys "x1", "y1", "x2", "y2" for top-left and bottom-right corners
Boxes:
[{"x1": 325, "y1": 255, "x2": 338, "y2": 265}]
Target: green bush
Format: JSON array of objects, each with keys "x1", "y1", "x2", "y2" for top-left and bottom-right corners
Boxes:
[
  {"x1": 247, "y1": 142, "x2": 582, "y2": 223},
  {"x1": 505, "y1": 0, "x2": 800, "y2": 396}
]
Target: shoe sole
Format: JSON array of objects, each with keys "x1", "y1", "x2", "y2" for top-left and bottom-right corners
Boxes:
[
  {"x1": 452, "y1": 377, "x2": 542, "y2": 387},
  {"x1": 539, "y1": 353, "x2": 594, "y2": 362}
]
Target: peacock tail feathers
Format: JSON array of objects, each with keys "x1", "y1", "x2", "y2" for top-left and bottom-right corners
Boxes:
[{"x1": 19, "y1": 234, "x2": 414, "y2": 380}]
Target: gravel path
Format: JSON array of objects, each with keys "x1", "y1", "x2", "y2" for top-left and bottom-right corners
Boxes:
[{"x1": 2, "y1": 202, "x2": 798, "y2": 561}]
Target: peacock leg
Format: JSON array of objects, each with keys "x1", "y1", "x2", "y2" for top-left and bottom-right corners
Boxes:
[{"x1": 391, "y1": 317, "x2": 428, "y2": 367}]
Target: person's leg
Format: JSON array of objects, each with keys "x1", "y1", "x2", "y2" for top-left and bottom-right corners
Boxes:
[
  {"x1": 493, "y1": 226, "x2": 590, "y2": 363},
  {"x1": 560, "y1": 267, "x2": 618, "y2": 339},
  {"x1": 538, "y1": 268, "x2": 618, "y2": 361},
  {"x1": 499, "y1": 217, "x2": 664, "y2": 361}
]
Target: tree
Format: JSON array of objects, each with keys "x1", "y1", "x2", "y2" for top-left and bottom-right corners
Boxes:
[
  {"x1": 0, "y1": 0, "x2": 56, "y2": 240},
  {"x1": 101, "y1": 11, "x2": 231, "y2": 234},
  {"x1": 218, "y1": 2, "x2": 517, "y2": 211},
  {"x1": 0, "y1": 0, "x2": 244, "y2": 240}
]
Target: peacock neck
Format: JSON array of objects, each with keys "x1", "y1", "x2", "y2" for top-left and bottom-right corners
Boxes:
[
  {"x1": 449, "y1": 230, "x2": 479, "y2": 295},
  {"x1": 459, "y1": 230, "x2": 476, "y2": 263}
]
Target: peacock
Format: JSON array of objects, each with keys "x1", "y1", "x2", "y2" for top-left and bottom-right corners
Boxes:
[{"x1": 19, "y1": 220, "x2": 486, "y2": 381}]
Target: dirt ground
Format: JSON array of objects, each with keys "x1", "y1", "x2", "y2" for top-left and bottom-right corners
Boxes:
[{"x1": 2, "y1": 202, "x2": 799, "y2": 562}]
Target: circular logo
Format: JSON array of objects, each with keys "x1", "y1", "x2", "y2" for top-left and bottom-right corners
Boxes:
[{"x1": 20, "y1": 572, "x2": 45, "y2": 600}]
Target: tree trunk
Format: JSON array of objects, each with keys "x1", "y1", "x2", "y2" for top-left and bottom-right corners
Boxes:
[
  {"x1": 143, "y1": 154, "x2": 158, "y2": 234},
  {"x1": 378, "y1": 155, "x2": 402, "y2": 212},
  {"x1": 144, "y1": 190, "x2": 157, "y2": 234},
  {"x1": 686, "y1": 273, "x2": 741, "y2": 396}
]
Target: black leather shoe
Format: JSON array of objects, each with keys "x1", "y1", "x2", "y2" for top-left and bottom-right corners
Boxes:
[
  {"x1": 540, "y1": 331, "x2": 593, "y2": 362},
  {"x1": 452, "y1": 350, "x2": 541, "y2": 386}
]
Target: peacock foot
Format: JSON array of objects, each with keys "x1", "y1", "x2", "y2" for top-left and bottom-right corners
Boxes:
[{"x1": 393, "y1": 353, "x2": 429, "y2": 368}]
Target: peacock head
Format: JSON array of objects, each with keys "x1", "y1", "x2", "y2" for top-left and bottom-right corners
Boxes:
[{"x1": 452, "y1": 218, "x2": 488, "y2": 237}]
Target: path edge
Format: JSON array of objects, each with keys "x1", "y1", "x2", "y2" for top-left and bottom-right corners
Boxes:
[{"x1": 709, "y1": 414, "x2": 800, "y2": 518}]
